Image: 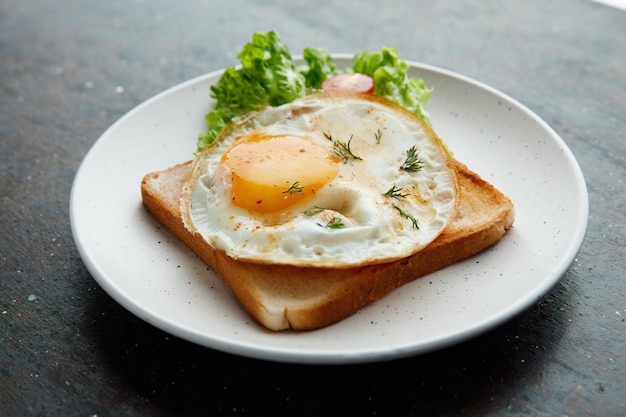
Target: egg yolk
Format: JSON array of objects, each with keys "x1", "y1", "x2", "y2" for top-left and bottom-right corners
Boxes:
[{"x1": 220, "y1": 134, "x2": 339, "y2": 213}]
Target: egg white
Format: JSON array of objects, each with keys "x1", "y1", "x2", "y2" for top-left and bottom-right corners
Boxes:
[{"x1": 182, "y1": 93, "x2": 458, "y2": 268}]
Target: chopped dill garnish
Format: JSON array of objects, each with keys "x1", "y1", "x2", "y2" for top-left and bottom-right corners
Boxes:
[
  {"x1": 303, "y1": 206, "x2": 326, "y2": 216},
  {"x1": 383, "y1": 185, "x2": 409, "y2": 199},
  {"x1": 375, "y1": 129, "x2": 383, "y2": 144},
  {"x1": 330, "y1": 134, "x2": 362, "y2": 162},
  {"x1": 318, "y1": 217, "x2": 346, "y2": 229},
  {"x1": 393, "y1": 204, "x2": 420, "y2": 229},
  {"x1": 283, "y1": 181, "x2": 304, "y2": 194},
  {"x1": 400, "y1": 146, "x2": 424, "y2": 172}
]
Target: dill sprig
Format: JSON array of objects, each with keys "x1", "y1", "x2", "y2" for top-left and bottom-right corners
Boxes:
[
  {"x1": 329, "y1": 134, "x2": 362, "y2": 162},
  {"x1": 400, "y1": 146, "x2": 424, "y2": 172},
  {"x1": 318, "y1": 217, "x2": 346, "y2": 229},
  {"x1": 283, "y1": 181, "x2": 304, "y2": 195},
  {"x1": 303, "y1": 206, "x2": 326, "y2": 216},
  {"x1": 375, "y1": 129, "x2": 383, "y2": 144},
  {"x1": 393, "y1": 204, "x2": 420, "y2": 229},
  {"x1": 383, "y1": 185, "x2": 409, "y2": 199}
]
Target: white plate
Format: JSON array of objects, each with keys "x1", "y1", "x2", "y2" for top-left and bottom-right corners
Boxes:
[{"x1": 70, "y1": 56, "x2": 588, "y2": 364}]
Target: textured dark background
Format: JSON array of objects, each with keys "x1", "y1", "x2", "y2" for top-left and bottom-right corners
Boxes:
[{"x1": 1, "y1": 0, "x2": 625, "y2": 415}]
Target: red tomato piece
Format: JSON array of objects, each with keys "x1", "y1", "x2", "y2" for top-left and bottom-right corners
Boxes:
[{"x1": 321, "y1": 73, "x2": 374, "y2": 94}]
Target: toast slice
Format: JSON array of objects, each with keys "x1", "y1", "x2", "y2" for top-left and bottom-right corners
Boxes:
[{"x1": 141, "y1": 160, "x2": 514, "y2": 331}]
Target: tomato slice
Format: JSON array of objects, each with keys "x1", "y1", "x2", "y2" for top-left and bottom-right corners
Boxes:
[{"x1": 321, "y1": 73, "x2": 374, "y2": 94}]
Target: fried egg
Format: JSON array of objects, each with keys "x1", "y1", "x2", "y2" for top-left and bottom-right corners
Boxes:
[{"x1": 181, "y1": 93, "x2": 458, "y2": 268}]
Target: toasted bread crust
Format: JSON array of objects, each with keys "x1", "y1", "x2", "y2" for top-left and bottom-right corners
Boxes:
[{"x1": 141, "y1": 160, "x2": 514, "y2": 331}]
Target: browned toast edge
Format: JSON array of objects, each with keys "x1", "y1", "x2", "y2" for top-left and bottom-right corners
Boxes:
[{"x1": 141, "y1": 160, "x2": 514, "y2": 331}]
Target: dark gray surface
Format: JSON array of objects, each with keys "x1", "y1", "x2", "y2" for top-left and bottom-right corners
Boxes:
[{"x1": 1, "y1": 0, "x2": 624, "y2": 415}]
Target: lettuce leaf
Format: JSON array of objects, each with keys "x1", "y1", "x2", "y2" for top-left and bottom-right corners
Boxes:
[
  {"x1": 299, "y1": 47, "x2": 338, "y2": 89},
  {"x1": 197, "y1": 30, "x2": 307, "y2": 151},
  {"x1": 352, "y1": 47, "x2": 432, "y2": 126}
]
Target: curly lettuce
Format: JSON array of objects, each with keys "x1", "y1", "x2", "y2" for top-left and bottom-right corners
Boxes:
[
  {"x1": 299, "y1": 47, "x2": 338, "y2": 89},
  {"x1": 352, "y1": 47, "x2": 432, "y2": 126},
  {"x1": 197, "y1": 31, "x2": 434, "y2": 152},
  {"x1": 197, "y1": 30, "x2": 307, "y2": 150}
]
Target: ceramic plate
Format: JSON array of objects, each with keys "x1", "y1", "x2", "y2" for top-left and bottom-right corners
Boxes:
[{"x1": 70, "y1": 56, "x2": 588, "y2": 364}]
